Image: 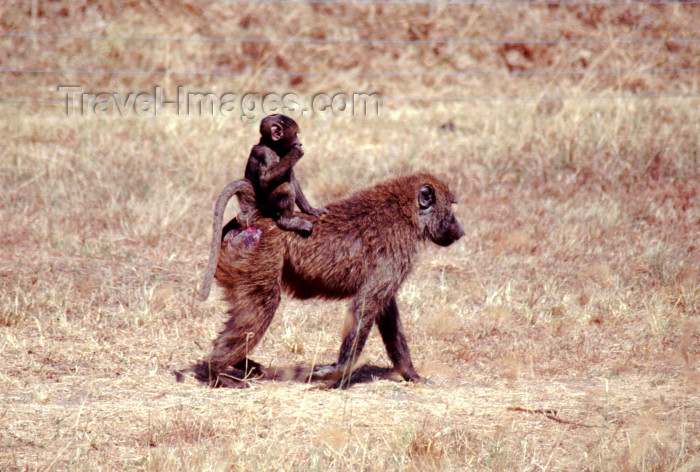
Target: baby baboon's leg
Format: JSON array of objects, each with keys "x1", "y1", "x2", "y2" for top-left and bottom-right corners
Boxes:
[{"x1": 268, "y1": 182, "x2": 313, "y2": 234}]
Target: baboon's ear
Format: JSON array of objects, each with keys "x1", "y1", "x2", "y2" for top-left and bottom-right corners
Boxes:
[
  {"x1": 418, "y1": 184, "x2": 435, "y2": 209},
  {"x1": 270, "y1": 122, "x2": 284, "y2": 141}
]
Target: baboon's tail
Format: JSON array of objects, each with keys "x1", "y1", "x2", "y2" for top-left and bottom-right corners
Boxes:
[{"x1": 199, "y1": 179, "x2": 257, "y2": 301}]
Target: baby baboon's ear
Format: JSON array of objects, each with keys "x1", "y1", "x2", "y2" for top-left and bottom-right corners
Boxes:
[{"x1": 269, "y1": 122, "x2": 284, "y2": 141}]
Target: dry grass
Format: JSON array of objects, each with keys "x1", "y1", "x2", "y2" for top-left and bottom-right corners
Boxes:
[{"x1": 1, "y1": 1, "x2": 699, "y2": 470}]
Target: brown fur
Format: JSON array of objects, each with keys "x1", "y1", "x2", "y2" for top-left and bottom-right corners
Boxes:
[{"x1": 194, "y1": 173, "x2": 464, "y2": 387}]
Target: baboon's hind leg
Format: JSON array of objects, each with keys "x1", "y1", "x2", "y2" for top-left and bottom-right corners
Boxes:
[{"x1": 198, "y1": 280, "x2": 281, "y2": 386}]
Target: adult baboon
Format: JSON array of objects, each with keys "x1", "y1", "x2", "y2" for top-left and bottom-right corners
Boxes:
[{"x1": 194, "y1": 172, "x2": 464, "y2": 387}]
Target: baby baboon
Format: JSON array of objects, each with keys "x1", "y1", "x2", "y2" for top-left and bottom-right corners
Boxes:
[
  {"x1": 246, "y1": 114, "x2": 327, "y2": 233},
  {"x1": 198, "y1": 114, "x2": 325, "y2": 301},
  {"x1": 192, "y1": 173, "x2": 465, "y2": 387}
]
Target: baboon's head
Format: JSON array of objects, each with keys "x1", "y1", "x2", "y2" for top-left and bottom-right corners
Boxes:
[
  {"x1": 259, "y1": 114, "x2": 301, "y2": 154},
  {"x1": 416, "y1": 178, "x2": 465, "y2": 247}
]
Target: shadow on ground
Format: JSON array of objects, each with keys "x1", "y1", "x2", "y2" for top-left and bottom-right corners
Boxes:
[{"x1": 176, "y1": 363, "x2": 399, "y2": 389}]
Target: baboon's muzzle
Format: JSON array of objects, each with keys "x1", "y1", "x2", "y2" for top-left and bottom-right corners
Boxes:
[{"x1": 434, "y1": 214, "x2": 465, "y2": 247}]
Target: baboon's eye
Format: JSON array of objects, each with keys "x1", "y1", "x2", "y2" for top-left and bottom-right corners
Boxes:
[{"x1": 418, "y1": 184, "x2": 435, "y2": 209}]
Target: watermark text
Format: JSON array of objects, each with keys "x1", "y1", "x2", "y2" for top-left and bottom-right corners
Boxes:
[{"x1": 57, "y1": 85, "x2": 382, "y2": 119}]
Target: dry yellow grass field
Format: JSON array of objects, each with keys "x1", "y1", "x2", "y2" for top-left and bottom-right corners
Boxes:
[{"x1": 1, "y1": 1, "x2": 699, "y2": 470}]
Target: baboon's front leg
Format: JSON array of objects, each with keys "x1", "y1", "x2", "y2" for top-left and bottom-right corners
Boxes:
[
  {"x1": 376, "y1": 297, "x2": 420, "y2": 382},
  {"x1": 311, "y1": 290, "x2": 382, "y2": 383}
]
